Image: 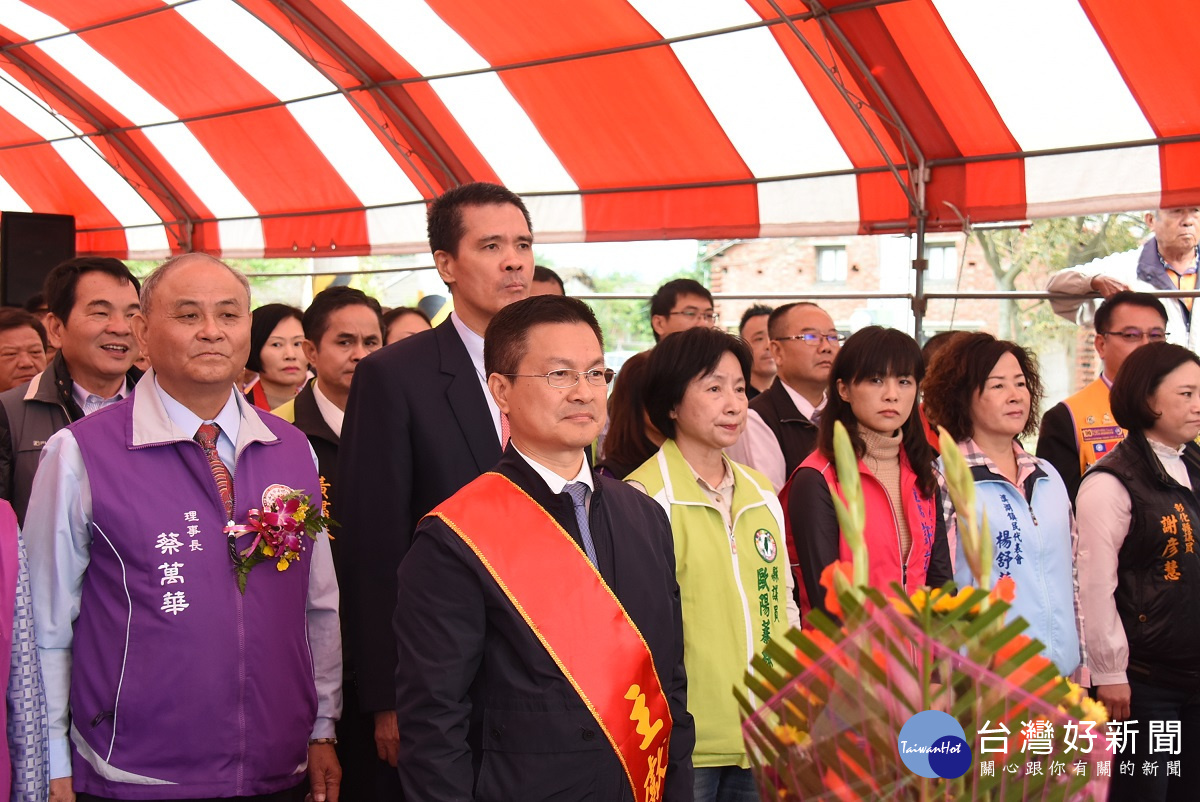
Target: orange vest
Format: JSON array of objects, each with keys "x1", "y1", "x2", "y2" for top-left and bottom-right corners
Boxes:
[
  {"x1": 1063, "y1": 377, "x2": 1126, "y2": 475},
  {"x1": 428, "y1": 473, "x2": 673, "y2": 802}
]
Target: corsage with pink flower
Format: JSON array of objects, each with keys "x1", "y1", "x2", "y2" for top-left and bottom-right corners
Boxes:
[{"x1": 224, "y1": 485, "x2": 336, "y2": 594}]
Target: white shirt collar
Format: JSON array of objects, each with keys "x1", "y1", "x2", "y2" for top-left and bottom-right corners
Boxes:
[
  {"x1": 780, "y1": 380, "x2": 824, "y2": 421},
  {"x1": 311, "y1": 380, "x2": 344, "y2": 438},
  {"x1": 72, "y1": 378, "x2": 130, "y2": 415},
  {"x1": 1148, "y1": 436, "x2": 1192, "y2": 490},
  {"x1": 512, "y1": 443, "x2": 594, "y2": 495},
  {"x1": 450, "y1": 312, "x2": 486, "y2": 380},
  {"x1": 154, "y1": 377, "x2": 241, "y2": 449}
]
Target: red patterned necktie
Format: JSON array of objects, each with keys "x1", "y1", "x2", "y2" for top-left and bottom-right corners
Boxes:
[
  {"x1": 195, "y1": 423, "x2": 233, "y2": 521},
  {"x1": 500, "y1": 411, "x2": 510, "y2": 449}
]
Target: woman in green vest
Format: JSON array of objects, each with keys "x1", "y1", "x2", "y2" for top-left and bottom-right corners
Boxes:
[{"x1": 627, "y1": 327, "x2": 800, "y2": 802}]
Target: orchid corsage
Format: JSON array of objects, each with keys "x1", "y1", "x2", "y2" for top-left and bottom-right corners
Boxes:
[{"x1": 224, "y1": 489, "x2": 335, "y2": 594}]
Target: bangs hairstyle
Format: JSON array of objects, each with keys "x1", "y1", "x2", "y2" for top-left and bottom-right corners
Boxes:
[
  {"x1": 817, "y1": 326, "x2": 935, "y2": 496},
  {"x1": 484, "y1": 295, "x2": 604, "y2": 378},
  {"x1": 922, "y1": 332, "x2": 1043, "y2": 443},
  {"x1": 643, "y1": 327, "x2": 752, "y2": 441},
  {"x1": 1109, "y1": 341, "x2": 1200, "y2": 433}
]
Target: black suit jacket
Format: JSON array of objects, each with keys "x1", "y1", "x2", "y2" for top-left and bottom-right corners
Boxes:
[
  {"x1": 291, "y1": 381, "x2": 340, "y2": 506},
  {"x1": 338, "y1": 320, "x2": 504, "y2": 711},
  {"x1": 393, "y1": 449, "x2": 694, "y2": 801},
  {"x1": 1036, "y1": 402, "x2": 1085, "y2": 505}
]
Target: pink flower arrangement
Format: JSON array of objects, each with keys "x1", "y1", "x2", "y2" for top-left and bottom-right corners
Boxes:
[{"x1": 225, "y1": 490, "x2": 334, "y2": 593}]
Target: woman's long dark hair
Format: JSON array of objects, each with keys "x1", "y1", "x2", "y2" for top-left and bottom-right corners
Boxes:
[
  {"x1": 816, "y1": 326, "x2": 936, "y2": 497},
  {"x1": 600, "y1": 350, "x2": 659, "y2": 475}
]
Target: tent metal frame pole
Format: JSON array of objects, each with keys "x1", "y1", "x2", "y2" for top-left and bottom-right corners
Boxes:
[{"x1": 766, "y1": 0, "x2": 921, "y2": 214}]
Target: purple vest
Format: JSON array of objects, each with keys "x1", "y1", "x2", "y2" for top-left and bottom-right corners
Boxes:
[{"x1": 69, "y1": 397, "x2": 319, "y2": 799}]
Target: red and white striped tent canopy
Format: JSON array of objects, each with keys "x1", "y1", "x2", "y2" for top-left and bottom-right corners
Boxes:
[{"x1": 1, "y1": 0, "x2": 1198, "y2": 260}]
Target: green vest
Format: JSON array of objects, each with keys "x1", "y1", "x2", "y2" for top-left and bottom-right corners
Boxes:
[{"x1": 627, "y1": 439, "x2": 787, "y2": 768}]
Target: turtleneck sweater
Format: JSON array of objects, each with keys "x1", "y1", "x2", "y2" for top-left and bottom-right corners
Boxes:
[{"x1": 860, "y1": 426, "x2": 911, "y2": 559}]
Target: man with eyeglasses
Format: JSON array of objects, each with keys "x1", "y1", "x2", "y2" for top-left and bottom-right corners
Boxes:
[
  {"x1": 726, "y1": 302, "x2": 841, "y2": 493},
  {"x1": 393, "y1": 295, "x2": 693, "y2": 801},
  {"x1": 1048, "y1": 207, "x2": 1200, "y2": 352},
  {"x1": 1038, "y1": 291, "x2": 1170, "y2": 504},
  {"x1": 649, "y1": 278, "x2": 717, "y2": 342}
]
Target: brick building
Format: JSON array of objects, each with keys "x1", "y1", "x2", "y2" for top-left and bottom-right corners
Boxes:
[
  {"x1": 705, "y1": 233, "x2": 998, "y2": 339},
  {"x1": 704, "y1": 234, "x2": 1092, "y2": 407}
]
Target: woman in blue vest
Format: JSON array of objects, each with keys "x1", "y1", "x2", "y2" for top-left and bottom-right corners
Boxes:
[
  {"x1": 627, "y1": 327, "x2": 799, "y2": 802},
  {"x1": 922, "y1": 332, "x2": 1081, "y2": 676},
  {"x1": 1077, "y1": 342, "x2": 1200, "y2": 801},
  {"x1": 784, "y1": 326, "x2": 952, "y2": 617}
]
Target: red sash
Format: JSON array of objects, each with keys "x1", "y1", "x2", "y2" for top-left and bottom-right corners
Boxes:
[{"x1": 429, "y1": 472, "x2": 673, "y2": 802}]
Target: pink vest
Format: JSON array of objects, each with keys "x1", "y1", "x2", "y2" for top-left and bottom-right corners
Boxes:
[{"x1": 794, "y1": 450, "x2": 938, "y2": 615}]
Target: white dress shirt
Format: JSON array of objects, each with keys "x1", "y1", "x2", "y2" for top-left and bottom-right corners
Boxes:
[
  {"x1": 451, "y1": 313, "x2": 503, "y2": 443},
  {"x1": 725, "y1": 383, "x2": 824, "y2": 493},
  {"x1": 312, "y1": 380, "x2": 345, "y2": 438}
]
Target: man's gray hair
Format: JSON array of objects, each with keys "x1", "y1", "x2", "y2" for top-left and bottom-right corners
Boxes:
[{"x1": 140, "y1": 253, "x2": 251, "y2": 315}]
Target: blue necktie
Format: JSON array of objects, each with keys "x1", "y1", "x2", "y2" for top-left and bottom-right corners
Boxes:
[{"x1": 564, "y1": 482, "x2": 599, "y2": 567}]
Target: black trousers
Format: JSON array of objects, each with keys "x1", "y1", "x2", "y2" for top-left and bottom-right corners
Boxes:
[{"x1": 78, "y1": 783, "x2": 304, "y2": 802}]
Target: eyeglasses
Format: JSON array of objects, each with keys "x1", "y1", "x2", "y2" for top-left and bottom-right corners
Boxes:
[
  {"x1": 668, "y1": 309, "x2": 718, "y2": 323},
  {"x1": 773, "y1": 332, "x2": 845, "y2": 346},
  {"x1": 1101, "y1": 328, "x2": 1168, "y2": 344},
  {"x1": 502, "y1": 368, "x2": 616, "y2": 388}
]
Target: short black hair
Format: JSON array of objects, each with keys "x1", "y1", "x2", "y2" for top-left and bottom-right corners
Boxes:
[
  {"x1": 766, "y1": 301, "x2": 820, "y2": 340},
  {"x1": 427, "y1": 182, "x2": 532, "y2": 257},
  {"x1": 1094, "y1": 291, "x2": 1168, "y2": 334},
  {"x1": 247, "y1": 303, "x2": 303, "y2": 373},
  {"x1": 1110, "y1": 341, "x2": 1200, "y2": 432},
  {"x1": 533, "y1": 265, "x2": 566, "y2": 294},
  {"x1": 0, "y1": 308, "x2": 47, "y2": 349},
  {"x1": 649, "y1": 278, "x2": 714, "y2": 342},
  {"x1": 382, "y1": 306, "x2": 432, "y2": 344},
  {"x1": 303, "y1": 286, "x2": 382, "y2": 345},
  {"x1": 484, "y1": 295, "x2": 604, "y2": 378},
  {"x1": 43, "y1": 257, "x2": 140, "y2": 323},
  {"x1": 738, "y1": 304, "x2": 773, "y2": 335},
  {"x1": 22, "y1": 293, "x2": 46, "y2": 315},
  {"x1": 644, "y1": 327, "x2": 752, "y2": 440},
  {"x1": 920, "y1": 330, "x2": 963, "y2": 367},
  {"x1": 816, "y1": 326, "x2": 935, "y2": 496}
]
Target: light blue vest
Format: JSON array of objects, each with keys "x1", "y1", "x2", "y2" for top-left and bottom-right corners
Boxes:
[{"x1": 951, "y1": 461, "x2": 1081, "y2": 675}]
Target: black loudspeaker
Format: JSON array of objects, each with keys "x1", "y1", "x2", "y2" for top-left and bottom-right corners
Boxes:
[{"x1": 0, "y1": 212, "x2": 76, "y2": 307}]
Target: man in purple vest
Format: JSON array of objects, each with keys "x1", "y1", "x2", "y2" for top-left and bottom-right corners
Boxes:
[{"x1": 25, "y1": 254, "x2": 342, "y2": 802}]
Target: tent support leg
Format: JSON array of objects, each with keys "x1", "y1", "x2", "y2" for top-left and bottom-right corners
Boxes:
[{"x1": 913, "y1": 215, "x2": 928, "y2": 343}]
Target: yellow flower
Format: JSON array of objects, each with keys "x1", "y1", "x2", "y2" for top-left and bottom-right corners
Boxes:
[
  {"x1": 932, "y1": 586, "x2": 976, "y2": 614},
  {"x1": 1060, "y1": 679, "x2": 1086, "y2": 708},
  {"x1": 1079, "y1": 695, "x2": 1108, "y2": 725},
  {"x1": 263, "y1": 545, "x2": 276, "y2": 557},
  {"x1": 276, "y1": 556, "x2": 289, "y2": 571},
  {"x1": 774, "y1": 724, "x2": 805, "y2": 746}
]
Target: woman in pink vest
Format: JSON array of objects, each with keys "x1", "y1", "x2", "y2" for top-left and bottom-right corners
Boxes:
[{"x1": 782, "y1": 326, "x2": 952, "y2": 617}]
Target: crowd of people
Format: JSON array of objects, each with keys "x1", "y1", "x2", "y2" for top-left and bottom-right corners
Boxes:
[{"x1": 0, "y1": 182, "x2": 1194, "y2": 802}]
